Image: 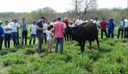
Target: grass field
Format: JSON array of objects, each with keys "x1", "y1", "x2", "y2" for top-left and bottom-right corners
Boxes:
[{"x1": 0, "y1": 26, "x2": 128, "y2": 74}]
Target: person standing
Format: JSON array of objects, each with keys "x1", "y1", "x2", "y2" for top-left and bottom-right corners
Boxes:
[
  {"x1": 75, "y1": 16, "x2": 83, "y2": 26},
  {"x1": 43, "y1": 20, "x2": 48, "y2": 43},
  {"x1": 20, "y1": 17, "x2": 27, "y2": 45},
  {"x1": 36, "y1": 17, "x2": 46, "y2": 53},
  {"x1": 63, "y1": 17, "x2": 69, "y2": 41},
  {"x1": 93, "y1": 17, "x2": 101, "y2": 30},
  {"x1": 4, "y1": 20, "x2": 12, "y2": 49},
  {"x1": 100, "y1": 18, "x2": 108, "y2": 39},
  {"x1": 0, "y1": 20, "x2": 4, "y2": 50},
  {"x1": 10, "y1": 19, "x2": 19, "y2": 46},
  {"x1": 108, "y1": 19, "x2": 115, "y2": 38},
  {"x1": 117, "y1": 18, "x2": 125, "y2": 38},
  {"x1": 124, "y1": 18, "x2": 128, "y2": 38},
  {"x1": 54, "y1": 17, "x2": 66, "y2": 54},
  {"x1": 29, "y1": 20, "x2": 36, "y2": 45},
  {"x1": 46, "y1": 25, "x2": 53, "y2": 53}
]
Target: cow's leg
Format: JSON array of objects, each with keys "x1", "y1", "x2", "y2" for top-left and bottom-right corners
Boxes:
[
  {"x1": 89, "y1": 41, "x2": 91, "y2": 50},
  {"x1": 82, "y1": 41, "x2": 85, "y2": 52},
  {"x1": 79, "y1": 41, "x2": 83, "y2": 53}
]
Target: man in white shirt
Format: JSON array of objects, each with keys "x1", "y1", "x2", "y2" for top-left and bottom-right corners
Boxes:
[
  {"x1": 29, "y1": 20, "x2": 36, "y2": 45},
  {"x1": 10, "y1": 19, "x2": 19, "y2": 46},
  {"x1": 93, "y1": 17, "x2": 100, "y2": 30},
  {"x1": 4, "y1": 20, "x2": 12, "y2": 48},
  {"x1": 75, "y1": 16, "x2": 83, "y2": 26},
  {"x1": 43, "y1": 21, "x2": 48, "y2": 43},
  {"x1": 117, "y1": 18, "x2": 125, "y2": 38},
  {"x1": 124, "y1": 18, "x2": 128, "y2": 38}
]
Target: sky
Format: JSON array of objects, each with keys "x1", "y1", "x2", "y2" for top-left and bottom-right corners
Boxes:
[{"x1": 0, "y1": 0, "x2": 127, "y2": 13}]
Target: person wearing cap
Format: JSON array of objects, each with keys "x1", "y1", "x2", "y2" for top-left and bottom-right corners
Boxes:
[
  {"x1": 3, "y1": 20, "x2": 12, "y2": 48},
  {"x1": 36, "y1": 16, "x2": 46, "y2": 53},
  {"x1": 10, "y1": 19, "x2": 19, "y2": 46},
  {"x1": 0, "y1": 20, "x2": 4, "y2": 50},
  {"x1": 20, "y1": 17, "x2": 28, "y2": 45},
  {"x1": 29, "y1": 20, "x2": 36, "y2": 45},
  {"x1": 54, "y1": 17, "x2": 66, "y2": 54}
]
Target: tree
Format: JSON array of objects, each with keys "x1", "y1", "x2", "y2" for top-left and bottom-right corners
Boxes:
[{"x1": 72, "y1": 0, "x2": 98, "y2": 19}]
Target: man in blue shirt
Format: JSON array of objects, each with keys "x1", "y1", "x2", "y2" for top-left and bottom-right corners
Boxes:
[
  {"x1": 0, "y1": 20, "x2": 4, "y2": 50},
  {"x1": 36, "y1": 17, "x2": 46, "y2": 53},
  {"x1": 108, "y1": 19, "x2": 115, "y2": 38},
  {"x1": 20, "y1": 17, "x2": 27, "y2": 45}
]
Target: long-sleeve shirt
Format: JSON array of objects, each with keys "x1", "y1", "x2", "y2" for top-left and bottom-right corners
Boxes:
[{"x1": 108, "y1": 21, "x2": 115, "y2": 31}]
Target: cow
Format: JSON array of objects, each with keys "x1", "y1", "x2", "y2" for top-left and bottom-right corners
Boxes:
[{"x1": 65, "y1": 22, "x2": 99, "y2": 53}]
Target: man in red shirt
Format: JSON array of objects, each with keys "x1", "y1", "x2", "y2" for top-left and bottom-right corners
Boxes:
[
  {"x1": 63, "y1": 17, "x2": 69, "y2": 41},
  {"x1": 100, "y1": 18, "x2": 108, "y2": 39}
]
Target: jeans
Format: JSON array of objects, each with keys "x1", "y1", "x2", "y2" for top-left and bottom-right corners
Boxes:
[
  {"x1": 4, "y1": 34, "x2": 11, "y2": 48},
  {"x1": 0, "y1": 36, "x2": 3, "y2": 50},
  {"x1": 55, "y1": 38, "x2": 64, "y2": 54},
  {"x1": 108, "y1": 30, "x2": 114, "y2": 38},
  {"x1": 21, "y1": 30, "x2": 27, "y2": 45},
  {"x1": 117, "y1": 29, "x2": 124, "y2": 38},
  {"x1": 101, "y1": 29, "x2": 108, "y2": 39},
  {"x1": 36, "y1": 33, "x2": 43, "y2": 53},
  {"x1": 12, "y1": 32, "x2": 19, "y2": 46},
  {"x1": 124, "y1": 27, "x2": 128, "y2": 38},
  {"x1": 29, "y1": 34, "x2": 36, "y2": 45}
]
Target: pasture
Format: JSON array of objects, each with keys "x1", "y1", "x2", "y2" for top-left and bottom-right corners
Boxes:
[{"x1": 0, "y1": 26, "x2": 128, "y2": 74}]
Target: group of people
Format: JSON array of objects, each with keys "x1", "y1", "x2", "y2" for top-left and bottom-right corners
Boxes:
[{"x1": 0, "y1": 16, "x2": 128, "y2": 54}]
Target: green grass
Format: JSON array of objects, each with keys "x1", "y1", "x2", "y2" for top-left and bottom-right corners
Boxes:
[{"x1": 0, "y1": 26, "x2": 128, "y2": 74}]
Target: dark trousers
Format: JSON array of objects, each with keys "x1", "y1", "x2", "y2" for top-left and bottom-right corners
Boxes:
[
  {"x1": 55, "y1": 38, "x2": 64, "y2": 54},
  {"x1": 12, "y1": 32, "x2": 19, "y2": 46},
  {"x1": 117, "y1": 29, "x2": 124, "y2": 38},
  {"x1": 4, "y1": 34, "x2": 11, "y2": 48},
  {"x1": 29, "y1": 34, "x2": 36, "y2": 45},
  {"x1": 0, "y1": 36, "x2": 3, "y2": 50},
  {"x1": 21, "y1": 30, "x2": 27, "y2": 45},
  {"x1": 43, "y1": 33, "x2": 47, "y2": 43},
  {"x1": 124, "y1": 27, "x2": 128, "y2": 38},
  {"x1": 108, "y1": 30, "x2": 114, "y2": 38},
  {"x1": 101, "y1": 29, "x2": 108, "y2": 39},
  {"x1": 36, "y1": 33, "x2": 43, "y2": 53}
]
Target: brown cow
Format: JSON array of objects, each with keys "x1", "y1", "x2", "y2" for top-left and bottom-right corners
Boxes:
[{"x1": 65, "y1": 22, "x2": 99, "y2": 53}]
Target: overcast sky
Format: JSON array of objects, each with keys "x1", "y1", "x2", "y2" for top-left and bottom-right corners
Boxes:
[{"x1": 0, "y1": 0, "x2": 127, "y2": 12}]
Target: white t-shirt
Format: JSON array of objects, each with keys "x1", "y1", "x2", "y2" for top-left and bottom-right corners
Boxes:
[
  {"x1": 46, "y1": 30, "x2": 52, "y2": 40},
  {"x1": 124, "y1": 19, "x2": 128, "y2": 27},
  {"x1": 30, "y1": 24, "x2": 36, "y2": 34},
  {"x1": 75, "y1": 19, "x2": 83, "y2": 26},
  {"x1": 4, "y1": 25, "x2": 12, "y2": 34},
  {"x1": 10, "y1": 22, "x2": 18, "y2": 32},
  {"x1": 43, "y1": 23, "x2": 48, "y2": 33},
  {"x1": 93, "y1": 20, "x2": 100, "y2": 29},
  {"x1": 69, "y1": 24, "x2": 75, "y2": 27}
]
